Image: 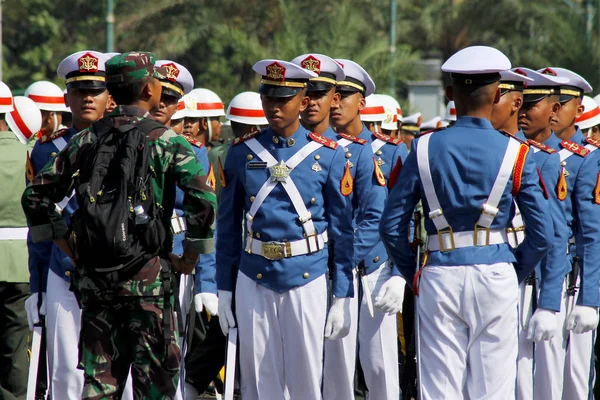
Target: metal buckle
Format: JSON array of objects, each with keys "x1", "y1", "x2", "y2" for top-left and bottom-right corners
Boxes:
[
  {"x1": 305, "y1": 232, "x2": 320, "y2": 253},
  {"x1": 437, "y1": 227, "x2": 455, "y2": 251},
  {"x1": 262, "y1": 242, "x2": 285, "y2": 260},
  {"x1": 474, "y1": 225, "x2": 491, "y2": 246},
  {"x1": 245, "y1": 234, "x2": 253, "y2": 254}
]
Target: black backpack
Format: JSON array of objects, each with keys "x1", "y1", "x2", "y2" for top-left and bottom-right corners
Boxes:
[{"x1": 70, "y1": 117, "x2": 167, "y2": 283}]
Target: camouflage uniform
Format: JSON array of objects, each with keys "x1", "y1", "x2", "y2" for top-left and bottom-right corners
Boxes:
[{"x1": 23, "y1": 89, "x2": 216, "y2": 399}]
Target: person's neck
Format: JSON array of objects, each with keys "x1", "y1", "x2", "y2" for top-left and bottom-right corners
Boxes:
[
  {"x1": 273, "y1": 118, "x2": 301, "y2": 139},
  {"x1": 72, "y1": 119, "x2": 93, "y2": 132},
  {"x1": 499, "y1": 116, "x2": 519, "y2": 135},
  {"x1": 556, "y1": 124, "x2": 576, "y2": 141},
  {"x1": 334, "y1": 116, "x2": 363, "y2": 137},
  {"x1": 194, "y1": 130, "x2": 208, "y2": 144},
  {"x1": 525, "y1": 126, "x2": 552, "y2": 143},
  {"x1": 301, "y1": 115, "x2": 330, "y2": 135},
  {"x1": 128, "y1": 100, "x2": 152, "y2": 113},
  {"x1": 0, "y1": 120, "x2": 8, "y2": 131}
]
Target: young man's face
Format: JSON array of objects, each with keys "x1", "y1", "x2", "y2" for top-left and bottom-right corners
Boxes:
[
  {"x1": 518, "y1": 97, "x2": 555, "y2": 137},
  {"x1": 261, "y1": 90, "x2": 308, "y2": 132},
  {"x1": 552, "y1": 97, "x2": 583, "y2": 135},
  {"x1": 330, "y1": 91, "x2": 363, "y2": 129},
  {"x1": 300, "y1": 88, "x2": 339, "y2": 125},
  {"x1": 65, "y1": 88, "x2": 109, "y2": 127},
  {"x1": 41, "y1": 110, "x2": 63, "y2": 134},
  {"x1": 491, "y1": 91, "x2": 521, "y2": 130},
  {"x1": 152, "y1": 93, "x2": 179, "y2": 125},
  {"x1": 183, "y1": 117, "x2": 200, "y2": 136}
]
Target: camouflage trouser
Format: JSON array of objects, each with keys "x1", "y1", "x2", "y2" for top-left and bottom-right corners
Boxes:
[{"x1": 78, "y1": 296, "x2": 181, "y2": 400}]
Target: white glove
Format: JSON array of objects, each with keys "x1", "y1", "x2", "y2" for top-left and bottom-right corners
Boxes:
[
  {"x1": 374, "y1": 276, "x2": 405, "y2": 315},
  {"x1": 566, "y1": 305, "x2": 599, "y2": 334},
  {"x1": 217, "y1": 290, "x2": 236, "y2": 335},
  {"x1": 324, "y1": 297, "x2": 351, "y2": 340},
  {"x1": 24, "y1": 292, "x2": 47, "y2": 331},
  {"x1": 526, "y1": 308, "x2": 557, "y2": 342},
  {"x1": 194, "y1": 292, "x2": 219, "y2": 316}
]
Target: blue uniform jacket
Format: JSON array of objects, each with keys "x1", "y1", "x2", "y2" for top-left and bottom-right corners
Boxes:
[
  {"x1": 358, "y1": 128, "x2": 409, "y2": 275},
  {"x1": 516, "y1": 132, "x2": 570, "y2": 311},
  {"x1": 216, "y1": 125, "x2": 355, "y2": 297},
  {"x1": 172, "y1": 141, "x2": 217, "y2": 294},
  {"x1": 324, "y1": 127, "x2": 387, "y2": 273},
  {"x1": 563, "y1": 128, "x2": 600, "y2": 307},
  {"x1": 27, "y1": 127, "x2": 78, "y2": 292},
  {"x1": 380, "y1": 117, "x2": 552, "y2": 285}
]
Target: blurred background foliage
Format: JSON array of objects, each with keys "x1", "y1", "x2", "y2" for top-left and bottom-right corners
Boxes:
[{"x1": 3, "y1": 0, "x2": 600, "y2": 105}]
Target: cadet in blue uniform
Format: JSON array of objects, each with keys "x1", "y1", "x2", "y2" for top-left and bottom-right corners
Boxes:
[
  {"x1": 494, "y1": 68, "x2": 569, "y2": 400},
  {"x1": 534, "y1": 66, "x2": 600, "y2": 400},
  {"x1": 23, "y1": 50, "x2": 111, "y2": 400},
  {"x1": 308, "y1": 55, "x2": 405, "y2": 400},
  {"x1": 216, "y1": 59, "x2": 354, "y2": 400},
  {"x1": 380, "y1": 46, "x2": 552, "y2": 400}
]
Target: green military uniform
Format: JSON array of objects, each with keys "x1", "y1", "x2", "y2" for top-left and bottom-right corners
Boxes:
[
  {"x1": 22, "y1": 54, "x2": 216, "y2": 400},
  {"x1": 206, "y1": 141, "x2": 230, "y2": 206},
  {"x1": 0, "y1": 130, "x2": 31, "y2": 400}
]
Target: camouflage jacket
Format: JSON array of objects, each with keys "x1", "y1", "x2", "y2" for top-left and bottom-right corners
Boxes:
[{"x1": 22, "y1": 105, "x2": 216, "y2": 299}]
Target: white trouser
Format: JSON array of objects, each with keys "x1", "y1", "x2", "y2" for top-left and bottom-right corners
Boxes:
[
  {"x1": 46, "y1": 269, "x2": 133, "y2": 400},
  {"x1": 175, "y1": 274, "x2": 194, "y2": 400},
  {"x1": 46, "y1": 268, "x2": 85, "y2": 399},
  {"x1": 323, "y1": 262, "x2": 400, "y2": 400},
  {"x1": 534, "y1": 278, "x2": 596, "y2": 400},
  {"x1": 516, "y1": 281, "x2": 535, "y2": 400},
  {"x1": 417, "y1": 263, "x2": 518, "y2": 400},
  {"x1": 235, "y1": 270, "x2": 327, "y2": 400}
]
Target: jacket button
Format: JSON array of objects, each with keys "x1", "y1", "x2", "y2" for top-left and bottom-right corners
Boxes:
[
  {"x1": 247, "y1": 154, "x2": 254, "y2": 161},
  {"x1": 250, "y1": 196, "x2": 256, "y2": 202},
  {"x1": 65, "y1": 271, "x2": 71, "y2": 277},
  {"x1": 310, "y1": 198, "x2": 316, "y2": 204},
  {"x1": 256, "y1": 273, "x2": 263, "y2": 280},
  {"x1": 255, "y1": 232, "x2": 261, "y2": 239},
  {"x1": 303, "y1": 272, "x2": 309, "y2": 279},
  {"x1": 51, "y1": 152, "x2": 58, "y2": 158},
  {"x1": 373, "y1": 256, "x2": 380, "y2": 263}
]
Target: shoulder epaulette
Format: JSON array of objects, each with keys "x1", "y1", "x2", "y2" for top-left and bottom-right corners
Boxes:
[
  {"x1": 39, "y1": 128, "x2": 68, "y2": 144},
  {"x1": 586, "y1": 137, "x2": 600, "y2": 148},
  {"x1": 418, "y1": 127, "x2": 444, "y2": 137},
  {"x1": 338, "y1": 132, "x2": 367, "y2": 145},
  {"x1": 498, "y1": 130, "x2": 527, "y2": 144},
  {"x1": 182, "y1": 134, "x2": 204, "y2": 149},
  {"x1": 232, "y1": 129, "x2": 262, "y2": 146},
  {"x1": 560, "y1": 140, "x2": 590, "y2": 157},
  {"x1": 527, "y1": 139, "x2": 556, "y2": 154},
  {"x1": 309, "y1": 132, "x2": 338, "y2": 149},
  {"x1": 372, "y1": 131, "x2": 402, "y2": 145}
]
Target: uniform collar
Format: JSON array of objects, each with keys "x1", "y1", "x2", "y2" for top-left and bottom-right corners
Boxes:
[
  {"x1": 268, "y1": 124, "x2": 309, "y2": 148},
  {"x1": 544, "y1": 132, "x2": 562, "y2": 149},
  {"x1": 515, "y1": 130, "x2": 526, "y2": 141},
  {"x1": 453, "y1": 116, "x2": 494, "y2": 130},
  {"x1": 571, "y1": 127, "x2": 586, "y2": 144},
  {"x1": 359, "y1": 124, "x2": 372, "y2": 141}
]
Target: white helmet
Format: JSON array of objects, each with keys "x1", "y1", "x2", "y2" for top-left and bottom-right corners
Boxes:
[
  {"x1": 360, "y1": 94, "x2": 387, "y2": 122},
  {"x1": 7, "y1": 96, "x2": 42, "y2": 144},
  {"x1": 25, "y1": 81, "x2": 69, "y2": 112},
  {"x1": 444, "y1": 101, "x2": 456, "y2": 122},
  {"x1": 0, "y1": 81, "x2": 14, "y2": 114},
  {"x1": 577, "y1": 96, "x2": 600, "y2": 130},
  {"x1": 187, "y1": 88, "x2": 226, "y2": 118},
  {"x1": 171, "y1": 99, "x2": 186, "y2": 121},
  {"x1": 226, "y1": 91, "x2": 267, "y2": 126},
  {"x1": 378, "y1": 94, "x2": 401, "y2": 130}
]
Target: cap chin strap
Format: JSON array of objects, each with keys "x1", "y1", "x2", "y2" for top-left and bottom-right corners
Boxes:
[
  {"x1": 207, "y1": 119, "x2": 213, "y2": 142},
  {"x1": 52, "y1": 113, "x2": 59, "y2": 133},
  {"x1": 374, "y1": 123, "x2": 381, "y2": 133}
]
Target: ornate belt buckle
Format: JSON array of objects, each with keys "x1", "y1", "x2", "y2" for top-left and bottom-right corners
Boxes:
[{"x1": 262, "y1": 242, "x2": 285, "y2": 260}]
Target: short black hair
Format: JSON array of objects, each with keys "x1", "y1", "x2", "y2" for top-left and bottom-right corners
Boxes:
[
  {"x1": 453, "y1": 81, "x2": 498, "y2": 109},
  {"x1": 107, "y1": 76, "x2": 153, "y2": 106}
]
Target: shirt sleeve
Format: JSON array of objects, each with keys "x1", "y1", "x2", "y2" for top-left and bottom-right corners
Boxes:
[
  {"x1": 170, "y1": 136, "x2": 217, "y2": 254},
  {"x1": 325, "y1": 147, "x2": 356, "y2": 298}
]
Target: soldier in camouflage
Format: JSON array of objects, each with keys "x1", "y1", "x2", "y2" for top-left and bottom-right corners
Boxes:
[{"x1": 22, "y1": 52, "x2": 216, "y2": 400}]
